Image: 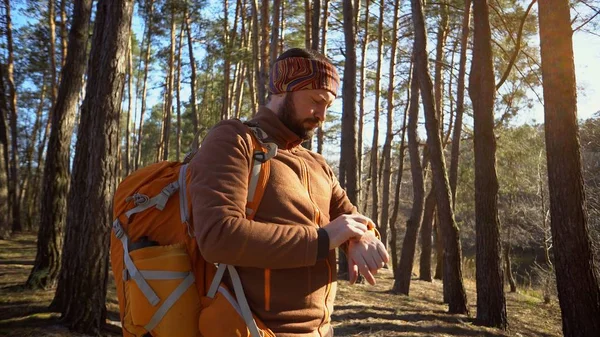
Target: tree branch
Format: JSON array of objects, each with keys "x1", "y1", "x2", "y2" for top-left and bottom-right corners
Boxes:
[{"x1": 495, "y1": 0, "x2": 537, "y2": 91}]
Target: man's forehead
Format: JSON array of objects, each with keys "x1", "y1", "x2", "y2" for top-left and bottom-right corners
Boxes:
[{"x1": 309, "y1": 89, "x2": 336, "y2": 102}]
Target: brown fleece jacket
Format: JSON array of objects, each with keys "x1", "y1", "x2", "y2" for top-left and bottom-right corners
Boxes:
[{"x1": 189, "y1": 107, "x2": 358, "y2": 337}]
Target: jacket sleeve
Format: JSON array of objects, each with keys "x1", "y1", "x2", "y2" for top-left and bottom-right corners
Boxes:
[
  {"x1": 190, "y1": 121, "x2": 319, "y2": 269},
  {"x1": 327, "y1": 165, "x2": 358, "y2": 219}
]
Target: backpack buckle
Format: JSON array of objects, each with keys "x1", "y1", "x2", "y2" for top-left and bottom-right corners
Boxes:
[
  {"x1": 253, "y1": 151, "x2": 267, "y2": 163},
  {"x1": 112, "y1": 219, "x2": 125, "y2": 239}
]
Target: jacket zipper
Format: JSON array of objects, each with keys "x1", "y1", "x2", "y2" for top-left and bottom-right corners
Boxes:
[{"x1": 299, "y1": 156, "x2": 331, "y2": 337}]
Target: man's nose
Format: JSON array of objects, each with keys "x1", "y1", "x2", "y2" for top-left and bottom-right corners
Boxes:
[{"x1": 314, "y1": 107, "x2": 327, "y2": 122}]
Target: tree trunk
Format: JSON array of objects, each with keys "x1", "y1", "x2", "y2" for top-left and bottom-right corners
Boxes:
[
  {"x1": 370, "y1": 0, "x2": 384, "y2": 232},
  {"x1": 251, "y1": 0, "x2": 260, "y2": 113},
  {"x1": 51, "y1": 1, "x2": 133, "y2": 334},
  {"x1": 125, "y1": 33, "x2": 133, "y2": 175},
  {"x1": 420, "y1": 187, "x2": 435, "y2": 281},
  {"x1": 380, "y1": 0, "x2": 400, "y2": 257},
  {"x1": 60, "y1": 0, "x2": 68, "y2": 67},
  {"x1": 338, "y1": 0, "x2": 359, "y2": 279},
  {"x1": 538, "y1": 1, "x2": 600, "y2": 335},
  {"x1": 163, "y1": 8, "x2": 176, "y2": 160},
  {"x1": 321, "y1": 0, "x2": 329, "y2": 55},
  {"x1": 411, "y1": 0, "x2": 468, "y2": 314},
  {"x1": 449, "y1": 0, "x2": 471, "y2": 209},
  {"x1": 279, "y1": 0, "x2": 284, "y2": 54},
  {"x1": 175, "y1": 22, "x2": 183, "y2": 160},
  {"x1": 221, "y1": 0, "x2": 231, "y2": 121},
  {"x1": 395, "y1": 61, "x2": 425, "y2": 294},
  {"x1": 184, "y1": 6, "x2": 199, "y2": 142},
  {"x1": 470, "y1": 0, "x2": 507, "y2": 328},
  {"x1": 0, "y1": 64, "x2": 10, "y2": 239},
  {"x1": 311, "y1": 0, "x2": 320, "y2": 51},
  {"x1": 434, "y1": 218, "x2": 443, "y2": 280},
  {"x1": 315, "y1": 0, "x2": 329, "y2": 155},
  {"x1": 433, "y1": 0, "x2": 448, "y2": 136},
  {"x1": 49, "y1": 0, "x2": 59, "y2": 109},
  {"x1": 270, "y1": 0, "x2": 281, "y2": 66},
  {"x1": 259, "y1": 0, "x2": 269, "y2": 106},
  {"x1": 504, "y1": 240, "x2": 516, "y2": 293},
  {"x1": 135, "y1": 0, "x2": 154, "y2": 169},
  {"x1": 357, "y1": 0, "x2": 369, "y2": 211},
  {"x1": 304, "y1": 0, "x2": 311, "y2": 49},
  {"x1": 27, "y1": 0, "x2": 92, "y2": 291},
  {"x1": 4, "y1": 0, "x2": 21, "y2": 232}
]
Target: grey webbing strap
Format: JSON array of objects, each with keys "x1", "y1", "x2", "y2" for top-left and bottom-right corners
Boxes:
[
  {"x1": 207, "y1": 263, "x2": 227, "y2": 298},
  {"x1": 125, "y1": 181, "x2": 180, "y2": 219},
  {"x1": 227, "y1": 265, "x2": 262, "y2": 337},
  {"x1": 140, "y1": 270, "x2": 190, "y2": 280},
  {"x1": 112, "y1": 220, "x2": 160, "y2": 306},
  {"x1": 247, "y1": 159, "x2": 262, "y2": 203},
  {"x1": 206, "y1": 264, "x2": 262, "y2": 337},
  {"x1": 144, "y1": 272, "x2": 196, "y2": 332},
  {"x1": 178, "y1": 164, "x2": 192, "y2": 238}
]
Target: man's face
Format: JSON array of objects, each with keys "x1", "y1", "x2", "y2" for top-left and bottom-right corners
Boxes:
[{"x1": 278, "y1": 89, "x2": 336, "y2": 140}]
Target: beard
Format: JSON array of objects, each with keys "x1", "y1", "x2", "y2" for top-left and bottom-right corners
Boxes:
[{"x1": 278, "y1": 92, "x2": 321, "y2": 140}]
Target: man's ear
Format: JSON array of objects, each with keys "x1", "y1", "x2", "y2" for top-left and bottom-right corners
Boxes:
[{"x1": 266, "y1": 92, "x2": 286, "y2": 112}]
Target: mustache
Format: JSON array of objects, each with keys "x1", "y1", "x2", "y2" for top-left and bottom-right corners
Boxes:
[{"x1": 303, "y1": 117, "x2": 322, "y2": 127}]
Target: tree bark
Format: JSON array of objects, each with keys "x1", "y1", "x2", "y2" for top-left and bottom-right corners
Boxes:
[
  {"x1": 162, "y1": 8, "x2": 176, "y2": 160},
  {"x1": 175, "y1": 22, "x2": 183, "y2": 160},
  {"x1": 304, "y1": 0, "x2": 311, "y2": 49},
  {"x1": 27, "y1": 0, "x2": 92, "y2": 291},
  {"x1": 221, "y1": 0, "x2": 231, "y2": 121},
  {"x1": 538, "y1": 1, "x2": 600, "y2": 335},
  {"x1": 4, "y1": 0, "x2": 21, "y2": 232},
  {"x1": 357, "y1": 0, "x2": 369, "y2": 211},
  {"x1": 449, "y1": 0, "x2": 471, "y2": 209},
  {"x1": 60, "y1": 0, "x2": 68, "y2": 67},
  {"x1": 270, "y1": 0, "x2": 281, "y2": 66},
  {"x1": 370, "y1": 0, "x2": 384, "y2": 231},
  {"x1": 380, "y1": 0, "x2": 400, "y2": 258},
  {"x1": 434, "y1": 218, "x2": 443, "y2": 280},
  {"x1": 420, "y1": 187, "x2": 435, "y2": 281},
  {"x1": 259, "y1": 0, "x2": 269, "y2": 106},
  {"x1": 395, "y1": 61, "x2": 426, "y2": 294},
  {"x1": 470, "y1": 0, "x2": 507, "y2": 328},
  {"x1": 311, "y1": 0, "x2": 320, "y2": 51},
  {"x1": 433, "y1": 0, "x2": 449, "y2": 136},
  {"x1": 51, "y1": 1, "x2": 133, "y2": 334},
  {"x1": 126, "y1": 32, "x2": 133, "y2": 174},
  {"x1": 184, "y1": 6, "x2": 199, "y2": 143},
  {"x1": 339, "y1": 0, "x2": 359, "y2": 279},
  {"x1": 0, "y1": 64, "x2": 10, "y2": 239},
  {"x1": 411, "y1": 0, "x2": 469, "y2": 314},
  {"x1": 135, "y1": 0, "x2": 154, "y2": 169},
  {"x1": 251, "y1": 0, "x2": 260, "y2": 114}
]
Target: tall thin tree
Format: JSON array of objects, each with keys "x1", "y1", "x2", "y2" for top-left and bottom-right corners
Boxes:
[
  {"x1": 395, "y1": 61, "x2": 426, "y2": 294},
  {"x1": 449, "y1": 0, "x2": 471, "y2": 208},
  {"x1": 4, "y1": 0, "x2": 20, "y2": 232},
  {"x1": 51, "y1": 0, "x2": 134, "y2": 333},
  {"x1": 470, "y1": 0, "x2": 507, "y2": 328},
  {"x1": 411, "y1": 0, "x2": 468, "y2": 314},
  {"x1": 27, "y1": 0, "x2": 93, "y2": 290},
  {"x1": 380, "y1": 0, "x2": 400, "y2": 256},
  {"x1": 538, "y1": 0, "x2": 600, "y2": 335},
  {"x1": 339, "y1": 0, "x2": 359, "y2": 279},
  {"x1": 135, "y1": 0, "x2": 154, "y2": 169}
]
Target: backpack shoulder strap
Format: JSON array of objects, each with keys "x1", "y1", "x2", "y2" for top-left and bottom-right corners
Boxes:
[{"x1": 245, "y1": 125, "x2": 277, "y2": 220}]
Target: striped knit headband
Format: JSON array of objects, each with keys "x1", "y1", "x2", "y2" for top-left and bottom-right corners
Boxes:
[{"x1": 269, "y1": 57, "x2": 340, "y2": 96}]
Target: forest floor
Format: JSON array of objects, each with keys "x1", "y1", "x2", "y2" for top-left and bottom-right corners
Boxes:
[{"x1": 0, "y1": 233, "x2": 563, "y2": 337}]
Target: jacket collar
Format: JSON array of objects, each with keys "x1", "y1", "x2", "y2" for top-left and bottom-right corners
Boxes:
[{"x1": 249, "y1": 106, "x2": 304, "y2": 150}]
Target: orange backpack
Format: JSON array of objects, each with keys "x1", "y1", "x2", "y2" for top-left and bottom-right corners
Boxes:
[{"x1": 110, "y1": 125, "x2": 277, "y2": 337}]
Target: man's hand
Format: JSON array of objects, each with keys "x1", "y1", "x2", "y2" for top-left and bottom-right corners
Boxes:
[
  {"x1": 347, "y1": 231, "x2": 389, "y2": 285},
  {"x1": 323, "y1": 214, "x2": 372, "y2": 250}
]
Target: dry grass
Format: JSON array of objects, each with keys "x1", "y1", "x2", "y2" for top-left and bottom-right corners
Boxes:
[{"x1": 1, "y1": 233, "x2": 562, "y2": 336}]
